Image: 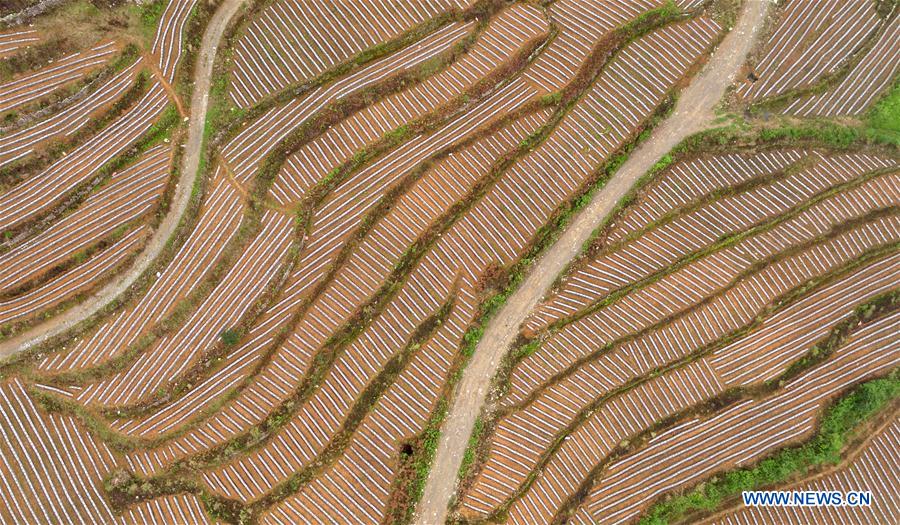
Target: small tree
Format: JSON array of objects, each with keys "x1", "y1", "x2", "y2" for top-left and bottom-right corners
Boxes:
[{"x1": 220, "y1": 329, "x2": 240, "y2": 346}]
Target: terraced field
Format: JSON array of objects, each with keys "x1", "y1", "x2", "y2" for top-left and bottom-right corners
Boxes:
[
  {"x1": 457, "y1": 147, "x2": 899, "y2": 524},
  {"x1": 738, "y1": 0, "x2": 899, "y2": 115},
  {"x1": 708, "y1": 415, "x2": 899, "y2": 525},
  {"x1": 0, "y1": 0, "x2": 897, "y2": 524},
  {"x1": 0, "y1": 29, "x2": 38, "y2": 58}
]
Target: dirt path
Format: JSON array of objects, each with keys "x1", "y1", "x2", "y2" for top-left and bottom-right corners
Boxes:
[
  {"x1": 144, "y1": 52, "x2": 188, "y2": 118},
  {"x1": 0, "y1": 0, "x2": 247, "y2": 361},
  {"x1": 414, "y1": 2, "x2": 772, "y2": 523}
]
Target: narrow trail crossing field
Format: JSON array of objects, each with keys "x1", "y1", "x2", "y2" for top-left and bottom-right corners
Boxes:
[
  {"x1": 415, "y1": 1, "x2": 773, "y2": 523},
  {"x1": 0, "y1": 0, "x2": 247, "y2": 361}
]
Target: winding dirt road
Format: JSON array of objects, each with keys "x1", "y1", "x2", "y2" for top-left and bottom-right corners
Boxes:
[
  {"x1": 414, "y1": 1, "x2": 772, "y2": 523},
  {"x1": 0, "y1": 0, "x2": 247, "y2": 361}
]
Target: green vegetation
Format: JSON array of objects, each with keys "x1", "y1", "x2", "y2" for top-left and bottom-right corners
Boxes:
[
  {"x1": 405, "y1": 401, "x2": 448, "y2": 519},
  {"x1": 758, "y1": 120, "x2": 861, "y2": 149},
  {"x1": 219, "y1": 329, "x2": 240, "y2": 346},
  {"x1": 631, "y1": 0, "x2": 681, "y2": 28},
  {"x1": 540, "y1": 92, "x2": 563, "y2": 106},
  {"x1": 132, "y1": 0, "x2": 167, "y2": 46},
  {"x1": 640, "y1": 371, "x2": 900, "y2": 524},
  {"x1": 458, "y1": 416, "x2": 484, "y2": 478},
  {"x1": 865, "y1": 79, "x2": 900, "y2": 146},
  {"x1": 650, "y1": 153, "x2": 674, "y2": 174}
]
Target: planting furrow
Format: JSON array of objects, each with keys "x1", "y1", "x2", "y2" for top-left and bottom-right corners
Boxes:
[
  {"x1": 117, "y1": 493, "x2": 218, "y2": 524},
  {"x1": 229, "y1": 0, "x2": 464, "y2": 106},
  {"x1": 259, "y1": 293, "x2": 476, "y2": 524},
  {"x1": 0, "y1": 60, "x2": 140, "y2": 170},
  {"x1": 707, "y1": 417, "x2": 899, "y2": 525},
  {"x1": 570, "y1": 303, "x2": 900, "y2": 524},
  {"x1": 220, "y1": 19, "x2": 474, "y2": 188},
  {"x1": 0, "y1": 227, "x2": 148, "y2": 329},
  {"x1": 0, "y1": 145, "x2": 170, "y2": 294},
  {"x1": 531, "y1": 152, "x2": 895, "y2": 327},
  {"x1": 480, "y1": 254, "x2": 899, "y2": 525},
  {"x1": 738, "y1": 0, "x2": 882, "y2": 103},
  {"x1": 37, "y1": 168, "x2": 243, "y2": 371},
  {"x1": 201, "y1": 261, "x2": 461, "y2": 504},
  {"x1": 524, "y1": 148, "x2": 810, "y2": 332},
  {"x1": 541, "y1": 15, "x2": 720, "y2": 162},
  {"x1": 710, "y1": 244, "x2": 899, "y2": 385},
  {"x1": 604, "y1": 149, "x2": 807, "y2": 247},
  {"x1": 152, "y1": 0, "x2": 199, "y2": 82},
  {"x1": 461, "y1": 214, "x2": 899, "y2": 521},
  {"x1": 0, "y1": 29, "x2": 39, "y2": 58},
  {"x1": 0, "y1": 40, "x2": 117, "y2": 115},
  {"x1": 0, "y1": 81, "x2": 169, "y2": 231},
  {"x1": 499, "y1": 359, "x2": 725, "y2": 525},
  {"x1": 508, "y1": 198, "x2": 898, "y2": 407},
  {"x1": 508, "y1": 196, "x2": 898, "y2": 407},
  {"x1": 277, "y1": 78, "x2": 538, "y2": 325},
  {"x1": 511, "y1": 166, "x2": 899, "y2": 402},
  {"x1": 521, "y1": 0, "x2": 662, "y2": 93},
  {"x1": 0, "y1": 378, "x2": 121, "y2": 524},
  {"x1": 70, "y1": 211, "x2": 293, "y2": 407},
  {"x1": 785, "y1": 15, "x2": 900, "y2": 117},
  {"x1": 270, "y1": 2, "x2": 551, "y2": 207}
]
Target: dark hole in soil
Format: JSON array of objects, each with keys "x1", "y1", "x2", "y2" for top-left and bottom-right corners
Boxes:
[
  {"x1": 747, "y1": 71, "x2": 759, "y2": 82},
  {"x1": 401, "y1": 443, "x2": 414, "y2": 456}
]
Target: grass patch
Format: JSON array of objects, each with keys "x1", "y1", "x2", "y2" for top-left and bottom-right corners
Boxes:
[
  {"x1": 402, "y1": 400, "x2": 449, "y2": 522},
  {"x1": 458, "y1": 416, "x2": 484, "y2": 479},
  {"x1": 865, "y1": 78, "x2": 900, "y2": 146},
  {"x1": 134, "y1": 0, "x2": 166, "y2": 47},
  {"x1": 758, "y1": 120, "x2": 861, "y2": 149}
]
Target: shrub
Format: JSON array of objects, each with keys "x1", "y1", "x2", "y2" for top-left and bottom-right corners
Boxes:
[{"x1": 219, "y1": 329, "x2": 240, "y2": 346}]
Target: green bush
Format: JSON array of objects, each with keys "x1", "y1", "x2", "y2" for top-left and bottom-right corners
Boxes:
[
  {"x1": 540, "y1": 92, "x2": 563, "y2": 106},
  {"x1": 219, "y1": 329, "x2": 240, "y2": 346}
]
